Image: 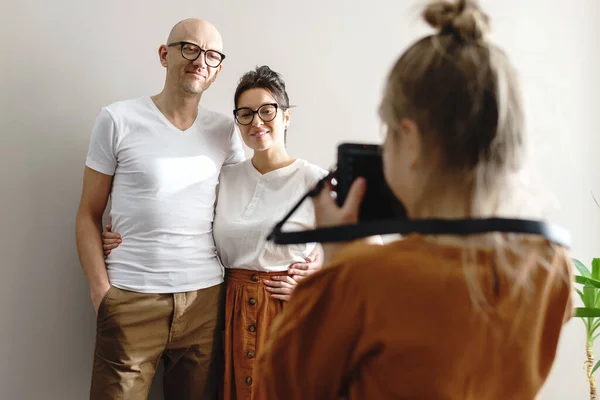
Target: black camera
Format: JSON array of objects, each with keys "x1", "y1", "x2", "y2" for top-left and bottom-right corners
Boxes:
[{"x1": 335, "y1": 142, "x2": 407, "y2": 221}]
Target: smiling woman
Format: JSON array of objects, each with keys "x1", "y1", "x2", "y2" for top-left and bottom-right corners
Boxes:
[
  {"x1": 212, "y1": 65, "x2": 330, "y2": 399},
  {"x1": 233, "y1": 66, "x2": 292, "y2": 147},
  {"x1": 234, "y1": 91, "x2": 288, "y2": 152}
]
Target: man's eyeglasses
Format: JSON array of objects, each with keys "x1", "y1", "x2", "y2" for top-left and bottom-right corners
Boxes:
[
  {"x1": 167, "y1": 41, "x2": 225, "y2": 68},
  {"x1": 233, "y1": 103, "x2": 281, "y2": 126}
]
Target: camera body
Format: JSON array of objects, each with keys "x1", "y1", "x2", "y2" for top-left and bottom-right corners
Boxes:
[{"x1": 335, "y1": 142, "x2": 407, "y2": 221}]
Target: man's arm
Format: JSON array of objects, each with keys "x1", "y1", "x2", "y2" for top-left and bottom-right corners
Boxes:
[{"x1": 75, "y1": 166, "x2": 113, "y2": 314}]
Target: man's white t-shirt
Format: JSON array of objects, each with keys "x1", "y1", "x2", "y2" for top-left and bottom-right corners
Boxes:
[
  {"x1": 213, "y1": 159, "x2": 328, "y2": 272},
  {"x1": 85, "y1": 96, "x2": 245, "y2": 293}
]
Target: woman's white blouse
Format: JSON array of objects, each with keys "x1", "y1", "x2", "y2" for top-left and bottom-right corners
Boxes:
[{"x1": 213, "y1": 159, "x2": 328, "y2": 272}]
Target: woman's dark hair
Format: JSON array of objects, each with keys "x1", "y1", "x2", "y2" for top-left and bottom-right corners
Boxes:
[{"x1": 234, "y1": 65, "x2": 291, "y2": 141}]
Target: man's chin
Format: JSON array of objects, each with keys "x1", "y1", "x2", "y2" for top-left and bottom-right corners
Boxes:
[{"x1": 181, "y1": 82, "x2": 204, "y2": 95}]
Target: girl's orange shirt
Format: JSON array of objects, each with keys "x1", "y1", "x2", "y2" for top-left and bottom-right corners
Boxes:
[{"x1": 257, "y1": 234, "x2": 573, "y2": 400}]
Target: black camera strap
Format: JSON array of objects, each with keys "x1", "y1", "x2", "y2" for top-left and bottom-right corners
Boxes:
[
  {"x1": 268, "y1": 217, "x2": 571, "y2": 248},
  {"x1": 266, "y1": 174, "x2": 571, "y2": 248}
]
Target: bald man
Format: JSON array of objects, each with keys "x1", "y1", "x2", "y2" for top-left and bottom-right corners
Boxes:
[{"x1": 76, "y1": 19, "x2": 244, "y2": 399}]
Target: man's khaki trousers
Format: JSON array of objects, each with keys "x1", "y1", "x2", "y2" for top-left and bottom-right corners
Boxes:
[{"x1": 90, "y1": 283, "x2": 224, "y2": 400}]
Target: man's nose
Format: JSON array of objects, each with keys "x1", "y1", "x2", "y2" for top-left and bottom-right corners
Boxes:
[{"x1": 192, "y1": 52, "x2": 207, "y2": 68}]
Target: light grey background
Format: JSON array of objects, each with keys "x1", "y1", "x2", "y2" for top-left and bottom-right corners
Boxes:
[{"x1": 1, "y1": 0, "x2": 598, "y2": 399}]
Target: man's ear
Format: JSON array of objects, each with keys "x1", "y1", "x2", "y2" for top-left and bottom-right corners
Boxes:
[{"x1": 158, "y1": 45, "x2": 168, "y2": 68}]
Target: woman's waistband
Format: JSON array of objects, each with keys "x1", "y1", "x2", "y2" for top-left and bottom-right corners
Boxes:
[{"x1": 225, "y1": 268, "x2": 287, "y2": 284}]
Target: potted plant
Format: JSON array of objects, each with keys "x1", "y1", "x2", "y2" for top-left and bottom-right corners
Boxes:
[{"x1": 573, "y1": 257, "x2": 600, "y2": 400}]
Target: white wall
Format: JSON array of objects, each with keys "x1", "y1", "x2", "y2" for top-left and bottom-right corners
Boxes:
[{"x1": 1, "y1": 0, "x2": 598, "y2": 399}]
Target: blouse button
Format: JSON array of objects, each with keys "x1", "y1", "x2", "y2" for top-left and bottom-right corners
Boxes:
[
  {"x1": 248, "y1": 324, "x2": 256, "y2": 333},
  {"x1": 249, "y1": 297, "x2": 256, "y2": 305},
  {"x1": 245, "y1": 376, "x2": 253, "y2": 386},
  {"x1": 250, "y1": 274, "x2": 259, "y2": 282}
]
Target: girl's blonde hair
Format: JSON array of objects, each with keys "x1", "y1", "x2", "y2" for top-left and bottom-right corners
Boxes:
[
  {"x1": 380, "y1": 0, "x2": 525, "y2": 218},
  {"x1": 379, "y1": 0, "x2": 564, "y2": 314}
]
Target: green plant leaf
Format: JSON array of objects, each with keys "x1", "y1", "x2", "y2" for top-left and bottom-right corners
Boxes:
[
  {"x1": 574, "y1": 258, "x2": 591, "y2": 278},
  {"x1": 576, "y1": 276, "x2": 600, "y2": 289},
  {"x1": 574, "y1": 308, "x2": 600, "y2": 318},
  {"x1": 584, "y1": 318, "x2": 591, "y2": 335},
  {"x1": 585, "y1": 285, "x2": 597, "y2": 309},
  {"x1": 594, "y1": 259, "x2": 600, "y2": 281},
  {"x1": 591, "y1": 318, "x2": 600, "y2": 335},
  {"x1": 593, "y1": 359, "x2": 600, "y2": 375},
  {"x1": 576, "y1": 288, "x2": 585, "y2": 301},
  {"x1": 592, "y1": 331, "x2": 600, "y2": 343}
]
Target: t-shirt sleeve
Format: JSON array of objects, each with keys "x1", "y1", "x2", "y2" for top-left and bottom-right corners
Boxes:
[
  {"x1": 85, "y1": 108, "x2": 118, "y2": 176},
  {"x1": 256, "y1": 266, "x2": 363, "y2": 399},
  {"x1": 224, "y1": 121, "x2": 245, "y2": 166}
]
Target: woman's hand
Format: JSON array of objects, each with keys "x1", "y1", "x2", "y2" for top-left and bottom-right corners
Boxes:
[
  {"x1": 287, "y1": 247, "x2": 322, "y2": 281},
  {"x1": 264, "y1": 252, "x2": 319, "y2": 301},
  {"x1": 263, "y1": 275, "x2": 298, "y2": 302},
  {"x1": 313, "y1": 177, "x2": 366, "y2": 228},
  {"x1": 312, "y1": 177, "x2": 367, "y2": 263},
  {"x1": 102, "y1": 224, "x2": 122, "y2": 256}
]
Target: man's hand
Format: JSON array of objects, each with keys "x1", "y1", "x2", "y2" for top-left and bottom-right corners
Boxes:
[{"x1": 75, "y1": 166, "x2": 113, "y2": 316}]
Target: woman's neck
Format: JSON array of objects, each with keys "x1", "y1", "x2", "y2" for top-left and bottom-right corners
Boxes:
[
  {"x1": 251, "y1": 147, "x2": 295, "y2": 174},
  {"x1": 413, "y1": 196, "x2": 471, "y2": 219},
  {"x1": 409, "y1": 172, "x2": 502, "y2": 220},
  {"x1": 410, "y1": 186, "x2": 503, "y2": 248}
]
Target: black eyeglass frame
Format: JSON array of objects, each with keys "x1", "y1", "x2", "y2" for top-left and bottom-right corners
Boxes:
[
  {"x1": 167, "y1": 41, "x2": 226, "y2": 67},
  {"x1": 233, "y1": 103, "x2": 284, "y2": 126}
]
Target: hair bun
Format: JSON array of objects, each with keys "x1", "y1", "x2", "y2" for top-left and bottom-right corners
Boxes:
[
  {"x1": 423, "y1": 0, "x2": 490, "y2": 41},
  {"x1": 256, "y1": 65, "x2": 275, "y2": 76}
]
